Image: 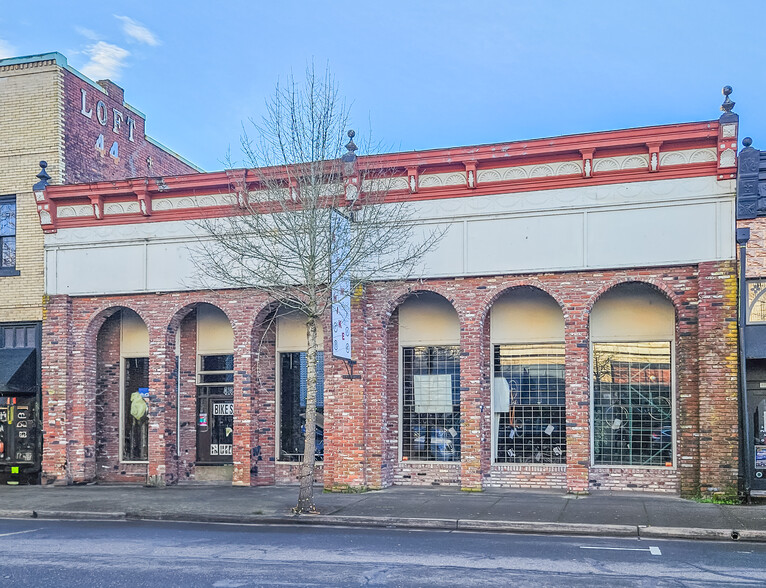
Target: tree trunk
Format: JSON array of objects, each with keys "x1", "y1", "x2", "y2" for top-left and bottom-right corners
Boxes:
[{"x1": 296, "y1": 315, "x2": 319, "y2": 513}]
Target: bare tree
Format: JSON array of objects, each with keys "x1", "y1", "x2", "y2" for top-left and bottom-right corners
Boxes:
[{"x1": 190, "y1": 66, "x2": 441, "y2": 513}]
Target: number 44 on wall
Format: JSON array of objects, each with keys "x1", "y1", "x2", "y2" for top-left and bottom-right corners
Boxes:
[{"x1": 95, "y1": 134, "x2": 120, "y2": 163}]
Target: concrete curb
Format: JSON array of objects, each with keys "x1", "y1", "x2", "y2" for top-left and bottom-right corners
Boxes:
[
  {"x1": 638, "y1": 525, "x2": 766, "y2": 542},
  {"x1": 0, "y1": 509, "x2": 35, "y2": 519},
  {"x1": 457, "y1": 519, "x2": 637, "y2": 537},
  {"x1": 1, "y1": 509, "x2": 765, "y2": 542},
  {"x1": 35, "y1": 510, "x2": 127, "y2": 520}
]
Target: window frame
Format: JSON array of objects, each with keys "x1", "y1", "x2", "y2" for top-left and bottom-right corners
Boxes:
[
  {"x1": 276, "y1": 350, "x2": 325, "y2": 463},
  {"x1": 589, "y1": 339, "x2": 676, "y2": 469},
  {"x1": 0, "y1": 195, "x2": 19, "y2": 277},
  {"x1": 119, "y1": 354, "x2": 150, "y2": 464},
  {"x1": 398, "y1": 344, "x2": 462, "y2": 464},
  {"x1": 490, "y1": 341, "x2": 566, "y2": 466},
  {"x1": 747, "y1": 278, "x2": 766, "y2": 325}
]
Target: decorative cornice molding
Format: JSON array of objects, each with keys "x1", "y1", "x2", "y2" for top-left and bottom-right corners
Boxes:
[{"x1": 40, "y1": 119, "x2": 728, "y2": 231}]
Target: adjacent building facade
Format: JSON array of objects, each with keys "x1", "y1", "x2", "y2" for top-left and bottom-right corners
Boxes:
[
  {"x1": 0, "y1": 52, "x2": 198, "y2": 484},
  {"x1": 736, "y1": 130, "x2": 766, "y2": 497}
]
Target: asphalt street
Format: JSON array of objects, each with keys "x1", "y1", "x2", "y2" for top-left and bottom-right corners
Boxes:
[{"x1": 0, "y1": 518, "x2": 764, "y2": 587}]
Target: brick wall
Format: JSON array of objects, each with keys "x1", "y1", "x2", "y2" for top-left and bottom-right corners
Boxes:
[
  {"x1": 740, "y1": 218, "x2": 766, "y2": 279},
  {"x1": 41, "y1": 262, "x2": 738, "y2": 495},
  {"x1": 0, "y1": 56, "x2": 198, "y2": 327},
  {"x1": 61, "y1": 69, "x2": 198, "y2": 183}
]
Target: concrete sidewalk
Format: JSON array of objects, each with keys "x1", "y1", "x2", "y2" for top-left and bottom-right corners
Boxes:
[{"x1": 1, "y1": 484, "x2": 765, "y2": 542}]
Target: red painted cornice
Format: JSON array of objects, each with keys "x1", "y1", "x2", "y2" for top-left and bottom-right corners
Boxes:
[
  {"x1": 357, "y1": 120, "x2": 720, "y2": 169},
  {"x1": 38, "y1": 119, "x2": 728, "y2": 232}
]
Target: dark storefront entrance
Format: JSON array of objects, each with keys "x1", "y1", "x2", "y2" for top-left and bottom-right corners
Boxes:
[
  {"x1": 196, "y1": 390, "x2": 234, "y2": 463},
  {"x1": 0, "y1": 323, "x2": 41, "y2": 484},
  {"x1": 196, "y1": 354, "x2": 234, "y2": 465},
  {"x1": 746, "y1": 360, "x2": 766, "y2": 494}
]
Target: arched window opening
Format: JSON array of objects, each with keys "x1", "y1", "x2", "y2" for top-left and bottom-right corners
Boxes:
[
  {"x1": 591, "y1": 283, "x2": 675, "y2": 468},
  {"x1": 276, "y1": 310, "x2": 325, "y2": 462},
  {"x1": 118, "y1": 309, "x2": 149, "y2": 463},
  {"x1": 398, "y1": 293, "x2": 461, "y2": 462},
  {"x1": 490, "y1": 288, "x2": 565, "y2": 464}
]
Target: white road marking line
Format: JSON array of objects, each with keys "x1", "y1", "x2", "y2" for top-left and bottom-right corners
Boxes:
[
  {"x1": 0, "y1": 528, "x2": 41, "y2": 538},
  {"x1": 580, "y1": 546, "x2": 662, "y2": 556}
]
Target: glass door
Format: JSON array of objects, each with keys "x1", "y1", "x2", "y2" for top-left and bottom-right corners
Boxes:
[{"x1": 196, "y1": 354, "x2": 234, "y2": 464}]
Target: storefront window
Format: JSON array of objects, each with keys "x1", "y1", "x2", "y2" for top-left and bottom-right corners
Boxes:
[
  {"x1": 279, "y1": 351, "x2": 324, "y2": 461},
  {"x1": 123, "y1": 357, "x2": 149, "y2": 461},
  {"x1": 196, "y1": 354, "x2": 234, "y2": 463},
  {"x1": 748, "y1": 280, "x2": 766, "y2": 324},
  {"x1": 592, "y1": 342, "x2": 672, "y2": 467},
  {"x1": 0, "y1": 196, "x2": 15, "y2": 272},
  {"x1": 493, "y1": 343, "x2": 565, "y2": 464},
  {"x1": 401, "y1": 346, "x2": 461, "y2": 462}
]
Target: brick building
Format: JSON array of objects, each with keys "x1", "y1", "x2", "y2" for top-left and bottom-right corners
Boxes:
[
  {"x1": 35, "y1": 94, "x2": 740, "y2": 496},
  {"x1": 0, "y1": 52, "x2": 199, "y2": 483},
  {"x1": 736, "y1": 118, "x2": 766, "y2": 498}
]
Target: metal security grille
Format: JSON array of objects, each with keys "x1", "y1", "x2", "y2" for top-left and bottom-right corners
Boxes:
[
  {"x1": 493, "y1": 343, "x2": 566, "y2": 464},
  {"x1": 592, "y1": 342, "x2": 672, "y2": 467},
  {"x1": 401, "y1": 346, "x2": 461, "y2": 462}
]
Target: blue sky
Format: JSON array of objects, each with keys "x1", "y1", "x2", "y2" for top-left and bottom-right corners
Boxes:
[{"x1": 1, "y1": 2, "x2": 764, "y2": 172}]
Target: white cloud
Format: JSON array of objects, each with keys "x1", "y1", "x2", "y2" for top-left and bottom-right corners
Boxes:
[
  {"x1": 115, "y1": 15, "x2": 160, "y2": 46},
  {"x1": 0, "y1": 39, "x2": 17, "y2": 59},
  {"x1": 80, "y1": 41, "x2": 130, "y2": 80},
  {"x1": 75, "y1": 26, "x2": 101, "y2": 41}
]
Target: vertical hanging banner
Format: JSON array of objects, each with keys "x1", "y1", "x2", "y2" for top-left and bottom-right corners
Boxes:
[{"x1": 331, "y1": 209, "x2": 352, "y2": 360}]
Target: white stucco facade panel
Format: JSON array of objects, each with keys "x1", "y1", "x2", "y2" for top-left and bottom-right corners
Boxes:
[
  {"x1": 586, "y1": 202, "x2": 719, "y2": 268},
  {"x1": 43, "y1": 177, "x2": 736, "y2": 296},
  {"x1": 465, "y1": 213, "x2": 584, "y2": 274},
  {"x1": 145, "y1": 241, "x2": 199, "y2": 292},
  {"x1": 53, "y1": 243, "x2": 146, "y2": 295}
]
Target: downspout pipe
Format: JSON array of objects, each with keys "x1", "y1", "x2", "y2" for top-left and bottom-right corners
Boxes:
[{"x1": 737, "y1": 227, "x2": 752, "y2": 499}]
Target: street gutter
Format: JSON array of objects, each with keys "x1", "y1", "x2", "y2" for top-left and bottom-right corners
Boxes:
[{"x1": 0, "y1": 510, "x2": 764, "y2": 542}]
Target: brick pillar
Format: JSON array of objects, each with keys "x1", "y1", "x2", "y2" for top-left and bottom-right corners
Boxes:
[
  {"x1": 68, "y1": 310, "x2": 99, "y2": 483},
  {"x1": 177, "y1": 313, "x2": 197, "y2": 481},
  {"x1": 459, "y1": 310, "x2": 485, "y2": 491},
  {"x1": 146, "y1": 325, "x2": 177, "y2": 486},
  {"x1": 362, "y1": 296, "x2": 387, "y2": 490},
  {"x1": 322, "y1": 315, "x2": 339, "y2": 489},
  {"x1": 232, "y1": 324, "x2": 252, "y2": 486},
  {"x1": 324, "y1": 295, "x2": 368, "y2": 490},
  {"x1": 95, "y1": 315, "x2": 121, "y2": 480},
  {"x1": 251, "y1": 321, "x2": 276, "y2": 485},
  {"x1": 381, "y1": 307, "x2": 399, "y2": 488},
  {"x1": 565, "y1": 306, "x2": 590, "y2": 493},
  {"x1": 697, "y1": 260, "x2": 739, "y2": 494},
  {"x1": 676, "y1": 279, "x2": 700, "y2": 496},
  {"x1": 41, "y1": 295, "x2": 72, "y2": 485}
]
